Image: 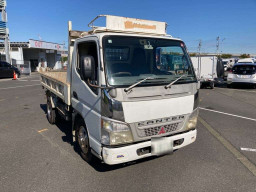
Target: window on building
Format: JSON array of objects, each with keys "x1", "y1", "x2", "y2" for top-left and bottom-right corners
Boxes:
[{"x1": 11, "y1": 48, "x2": 19, "y2": 52}]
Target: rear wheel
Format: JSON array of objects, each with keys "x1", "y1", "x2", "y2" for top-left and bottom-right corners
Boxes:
[
  {"x1": 75, "y1": 119, "x2": 92, "y2": 163},
  {"x1": 210, "y1": 82, "x2": 214, "y2": 89},
  {"x1": 47, "y1": 99, "x2": 56, "y2": 124},
  {"x1": 227, "y1": 84, "x2": 232, "y2": 88}
]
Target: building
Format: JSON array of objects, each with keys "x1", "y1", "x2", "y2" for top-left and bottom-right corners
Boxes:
[
  {"x1": 0, "y1": 0, "x2": 11, "y2": 63},
  {"x1": 0, "y1": 40, "x2": 67, "y2": 71}
]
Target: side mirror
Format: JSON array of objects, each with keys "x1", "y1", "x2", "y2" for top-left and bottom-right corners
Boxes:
[{"x1": 81, "y1": 56, "x2": 95, "y2": 80}]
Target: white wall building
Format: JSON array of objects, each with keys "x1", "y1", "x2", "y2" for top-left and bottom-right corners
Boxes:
[{"x1": 0, "y1": 40, "x2": 67, "y2": 71}]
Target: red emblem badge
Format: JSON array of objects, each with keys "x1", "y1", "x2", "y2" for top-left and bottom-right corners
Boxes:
[{"x1": 158, "y1": 127, "x2": 166, "y2": 135}]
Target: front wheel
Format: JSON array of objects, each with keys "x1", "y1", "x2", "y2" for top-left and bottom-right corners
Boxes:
[{"x1": 75, "y1": 119, "x2": 93, "y2": 163}]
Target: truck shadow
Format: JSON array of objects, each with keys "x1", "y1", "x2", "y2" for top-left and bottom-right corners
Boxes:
[
  {"x1": 89, "y1": 156, "x2": 158, "y2": 172},
  {"x1": 40, "y1": 103, "x2": 159, "y2": 172}
]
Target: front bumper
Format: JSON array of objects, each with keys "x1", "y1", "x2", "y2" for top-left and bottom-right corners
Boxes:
[{"x1": 102, "y1": 129, "x2": 197, "y2": 165}]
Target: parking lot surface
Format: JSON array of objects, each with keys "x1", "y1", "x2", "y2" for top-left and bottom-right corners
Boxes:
[{"x1": 0, "y1": 74, "x2": 256, "y2": 192}]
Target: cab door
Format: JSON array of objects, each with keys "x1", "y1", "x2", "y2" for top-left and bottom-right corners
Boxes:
[
  {"x1": 4, "y1": 63, "x2": 13, "y2": 77},
  {"x1": 71, "y1": 37, "x2": 102, "y2": 154},
  {"x1": 1, "y1": 62, "x2": 12, "y2": 78},
  {"x1": 0, "y1": 62, "x2": 4, "y2": 78}
]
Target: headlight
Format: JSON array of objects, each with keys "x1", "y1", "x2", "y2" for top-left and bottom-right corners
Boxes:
[
  {"x1": 101, "y1": 118, "x2": 134, "y2": 145},
  {"x1": 185, "y1": 108, "x2": 199, "y2": 131}
]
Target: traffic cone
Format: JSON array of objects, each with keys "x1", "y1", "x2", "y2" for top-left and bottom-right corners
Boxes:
[{"x1": 12, "y1": 71, "x2": 17, "y2": 80}]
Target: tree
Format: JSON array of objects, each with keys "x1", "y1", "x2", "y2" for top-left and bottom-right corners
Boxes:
[
  {"x1": 240, "y1": 54, "x2": 250, "y2": 58},
  {"x1": 220, "y1": 54, "x2": 232, "y2": 59},
  {"x1": 189, "y1": 53, "x2": 197, "y2": 57},
  {"x1": 61, "y1": 56, "x2": 68, "y2": 63}
]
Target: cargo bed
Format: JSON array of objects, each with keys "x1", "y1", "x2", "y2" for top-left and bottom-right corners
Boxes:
[{"x1": 40, "y1": 71, "x2": 71, "y2": 105}]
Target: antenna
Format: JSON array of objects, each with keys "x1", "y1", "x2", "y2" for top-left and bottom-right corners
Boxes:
[{"x1": 38, "y1": 34, "x2": 42, "y2": 41}]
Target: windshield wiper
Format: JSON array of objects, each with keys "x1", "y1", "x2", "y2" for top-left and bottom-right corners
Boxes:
[
  {"x1": 124, "y1": 77, "x2": 154, "y2": 92},
  {"x1": 165, "y1": 75, "x2": 185, "y2": 89}
]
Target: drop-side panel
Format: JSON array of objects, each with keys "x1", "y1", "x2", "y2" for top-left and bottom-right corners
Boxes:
[{"x1": 40, "y1": 71, "x2": 71, "y2": 105}]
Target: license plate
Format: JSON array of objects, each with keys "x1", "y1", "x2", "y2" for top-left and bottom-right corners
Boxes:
[
  {"x1": 151, "y1": 137, "x2": 173, "y2": 156},
  {"x1": 237, "y1": 75, "x2": 251, "y2": 78}
]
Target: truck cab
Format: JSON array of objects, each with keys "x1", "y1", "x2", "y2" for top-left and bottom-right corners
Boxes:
[{"x1": 41, "y1": 15, "x2": 199, "y2": 165}]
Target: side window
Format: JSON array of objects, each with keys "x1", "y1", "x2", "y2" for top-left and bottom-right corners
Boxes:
[
  {"x1": 2, "y1": 62, "x2": 8, "y2": 68},
  {"x1": 5, "y1": 62, "x2": 11, "y2": 68},
  {"x1": 77, "y1": 41, "x2": 99, "y2": 95}
]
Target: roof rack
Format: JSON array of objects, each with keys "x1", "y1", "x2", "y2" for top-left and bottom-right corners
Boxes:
[{"x1": 88, "y1": 15, "x2": 168, "y2": 36}]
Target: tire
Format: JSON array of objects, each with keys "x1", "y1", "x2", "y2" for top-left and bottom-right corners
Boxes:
[
  {"x1": 75, "y1": 118, "x2": 93, "y2": 163},
  {"x1": 210, "y1": 82, "x2": 214, "y2": 89},
  {"x1": 227, "y1": 84, "x2": 232, "y2": 88},
  {"x1": 47, "y1": 99, "x2": 56, "y2": 124}
]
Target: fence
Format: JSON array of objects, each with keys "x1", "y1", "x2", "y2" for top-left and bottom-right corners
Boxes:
[{"x1": 12, "y1": 60, "x2": 31, "y2": 75}]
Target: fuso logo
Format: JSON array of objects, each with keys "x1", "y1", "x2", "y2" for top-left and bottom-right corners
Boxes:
[{"x1": 158, "y1": 127, "x2": 166, "y2": 135}]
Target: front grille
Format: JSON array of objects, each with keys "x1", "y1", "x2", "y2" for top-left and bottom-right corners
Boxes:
[{"x1": 143, "y1": 123, "x2": 180, "y2": 137}]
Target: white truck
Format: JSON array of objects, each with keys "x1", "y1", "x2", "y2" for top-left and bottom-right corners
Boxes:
[
  {"x1": 191, "y1": 56, "x2": 224, "y2": 89},
  {"x1": 40, "y1": 15, "x2": 199, "y2": 165}
]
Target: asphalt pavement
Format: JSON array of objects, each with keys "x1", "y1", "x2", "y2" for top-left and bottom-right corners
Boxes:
[{"x1": 0, "y1": 74, "x2": 256, "y2": 192}]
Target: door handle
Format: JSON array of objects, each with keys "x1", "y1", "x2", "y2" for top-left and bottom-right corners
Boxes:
[{"x1": 73, "y1": 91, "x2": 78, "y2": 99}]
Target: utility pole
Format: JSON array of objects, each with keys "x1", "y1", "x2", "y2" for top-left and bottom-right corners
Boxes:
[
  {"x1": 216, "y1": 36, "x2": 220, "y2": 57},
  {"x1": 197, "y1": 40, "x2": 202, "y2": 78},
  {"x1": 0, "y1": 0, "x2": 10, "y2": 63}
]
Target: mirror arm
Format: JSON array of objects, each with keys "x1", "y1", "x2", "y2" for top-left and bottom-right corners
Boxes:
[{"x1": 87, "y1": 79, "x2": 114, "y2": 90}]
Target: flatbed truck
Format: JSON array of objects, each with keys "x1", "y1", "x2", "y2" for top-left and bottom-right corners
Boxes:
[{"x1": 40, "y1": 15, "x2": 199, "y2": 165}]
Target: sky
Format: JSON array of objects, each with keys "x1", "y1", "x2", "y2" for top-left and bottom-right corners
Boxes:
[{"x1": 6, "y1": 0, "x2": 256, "y2": 54}]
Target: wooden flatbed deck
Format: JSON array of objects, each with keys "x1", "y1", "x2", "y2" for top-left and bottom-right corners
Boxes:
[{"x1": 40, "y1": 71, "x2": 71, "y2": 105}]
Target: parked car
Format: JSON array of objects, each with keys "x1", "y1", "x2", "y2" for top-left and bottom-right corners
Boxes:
[
  {"x1": 237, "y1": 58, "x2": 254, "y2": 64},
  {"x1": 227, "y1": 63, "x2": 256, "y2": 88},
  {"x1": 0, "y1": 61, "x2": 20, "y2": 78}
]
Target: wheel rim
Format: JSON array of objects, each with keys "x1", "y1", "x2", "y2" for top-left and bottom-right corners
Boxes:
[{"x1": 78, "y1": 126, "x2": 89, "y2": 154}]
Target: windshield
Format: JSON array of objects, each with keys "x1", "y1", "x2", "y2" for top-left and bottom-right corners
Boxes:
[{"x1": 103, "y1": 36, "x2": 196, "y2": 87}]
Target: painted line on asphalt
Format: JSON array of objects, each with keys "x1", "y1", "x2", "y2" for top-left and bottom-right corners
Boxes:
[
  {"x1": 199, "y1": 107, "x2": 256, "y2": 122},
  {"x1": 215, "y1": 87, "x2": 256, "y2": 93},
  {"x1": 0, "y1": 84, "x2": 41, "y2": 90},
  {"x1": 38, "y1": 128, "x2": 48, "y2": 133},
  {"x1": 199, "y1": 116, "x2": 256, "y2": 176},
  {"x1": 0, "y1": 99, "x2": 6, "y2": 102},
  {"x1": 241, "y1": 148, "x2": 256, "y2": 152},
  {"x1": 18, "y1": 79, "x2": 28, "y2": 82}
]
